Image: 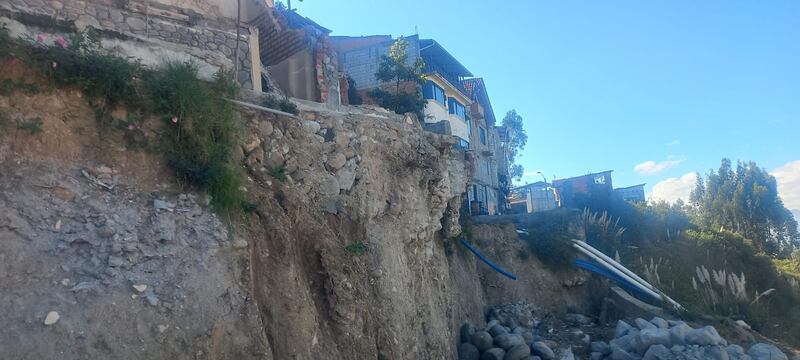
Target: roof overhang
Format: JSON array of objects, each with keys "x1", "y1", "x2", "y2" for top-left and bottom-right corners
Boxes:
[{"x1": 419, "y1": 39, "x2": 473, "y2": 77}]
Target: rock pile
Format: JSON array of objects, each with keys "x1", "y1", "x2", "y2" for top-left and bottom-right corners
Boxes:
[{"x1": 590, "y1": 317, "x2": 789, "y2": 360}]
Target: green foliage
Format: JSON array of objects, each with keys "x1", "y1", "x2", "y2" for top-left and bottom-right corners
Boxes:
[
  {"x1": 0, "y1": 79, "x2": 39, "y2": 95},
  {"x1": 143, "y1": 61, "x2": 243, "y2": 216},
  {"x1": 266, "y1": 166, "x2": 288, "y2": 182},
  {"x1": 261, "y1": 95, "x2": 298, "y2": 115},
  {"x1": 372, "y1": 37, "x2": 425, "y2": 119},
  {"x1": 35, "y1": 30, "x2": 143, "y2": 110},
  {"x1": 368, "y1": 88, "x2": 426, "y2": 120},
  {"x1": 346, "y1": 75, "x2": 362, "y2": 105},
  {"x1": 17, "y1": 117, "x2": 43, "y2": 134},
  {"x1": 690, "y1": 159, "x2": 799, "y2": 256},
  {"x1": 345, "y1": 242, "x2": 368, "y2": 255},
  {"x1": 517, "y1": 209, "x2": 577, "y2": 267},
  {"x1": 502, "y1": 110, "x2": 528, "y2": 182}
]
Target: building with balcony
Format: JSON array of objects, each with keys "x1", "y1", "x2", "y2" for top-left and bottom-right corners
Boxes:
[
  {"x1": 331, "y1": 35, "x2": 475, "y2": 147},
  {"x1": 461, "y1": 78, "x2": 504, "y2": 215}
]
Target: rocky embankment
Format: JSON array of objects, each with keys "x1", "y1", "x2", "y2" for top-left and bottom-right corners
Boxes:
[{"x1": 456, "y1": 307, "x2": 793, "y2": 360}]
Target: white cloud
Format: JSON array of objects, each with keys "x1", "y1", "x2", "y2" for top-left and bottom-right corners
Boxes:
[
  {"x1": 650, "y1": 172, "x2": 698, "y2": 204},
  {"x1": 771, "y1": 160, "x2": 800, "y2": 212},
  {"x1": 634, "y1": 159, "x2": 683, "y2": 175},
  {"x1": 667, "y1": 139, "x2": 681, "y2": 146}
]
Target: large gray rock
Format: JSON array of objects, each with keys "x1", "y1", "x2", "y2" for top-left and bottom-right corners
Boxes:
[
  {"x1": 461, "y1": 323, "x2": 477, "y2": 343},
  {"x1": 495, "y1": 334, "x2": 525, "y2": 350},
  {"x1": 458, "y1": 343, "x2": 481, "y2": 360},
  {"x1": 615, "y1": 320, "x2": 634, "y2": 338},
  {"x1": 472, "y1": 331, "x2": 494, "y2": 352},
  {"x1": 610, "y1": 347, "x2": 638, "y2": 360},
  {"x1": 669, "y1": 323, "x2": 692, "y2": 345},
  {"x1": 489, "y1": 324, "x2": 510, "y2": 337},
  {"x1": 650, "y1": 317, "x2": 669, "y2": 329},
  {"x1": 704, "y1": 345, "x2": 731, "y2": 360},
  {"x1": 481, "y1": 347, "x2": 506, "y2": 360},
  {"x1": 560, "y1": 348, "x2": 575, "y2": 360},
  {"x1": 610, "y1": 333, "x2": 638, "y2": 354},
  {"x1": 637, "y1": 328, "x2": 672, "y2": 353},
  {"x1": 636, "y1": 318, "x2": 657, "y2": 330},
  {"x1": 531, "y1": 342, "x2": 555, "y2": 360},
  {"x1": 725, "y1": 344, "x2": 750, "y2": 360},
  {"x1": 747, "y1": 343, "x2": 787, "y2": 360},
  {"x1": 642, "y1": 344, "x2": 673, "y2": 360},
  {"x1": 686, "y1": 326, "x2": 724, "y2": 346},
  {"x1": 590, "y1": 352, "x2": 604, "y2": 360},
  {"x1": 505, "y1": 344, "x2": 531, "y2": 360},
  {"x1": 591, "y1": 341, "x2": 611, "y2": 355}
]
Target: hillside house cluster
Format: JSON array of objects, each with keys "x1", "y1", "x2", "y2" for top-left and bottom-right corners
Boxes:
[
  {"x1": 2, "y1": 0, "x2": 516, "y2": 215},
  {"x1": 509, "y1": 171, "x2": 648, "y2": 214}
]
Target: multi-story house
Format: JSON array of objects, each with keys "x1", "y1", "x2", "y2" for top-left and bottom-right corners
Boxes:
[
  {"x1": 331, "y1": 35, "x2": 474, "y2": 147},
  {"x1": 462, "y1": 78, "x2": 503, "y2": 215},
  {"x1": 331, "y1": 35, "x2": 513, "y2": 215}
]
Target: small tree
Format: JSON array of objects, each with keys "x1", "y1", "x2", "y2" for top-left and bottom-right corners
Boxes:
[
  {"x1": 370, "y1": 37, "x2": 426, "y2": 120},
  {"x1": 502, "y1": 110, "x2": 528, "y2": 182}
]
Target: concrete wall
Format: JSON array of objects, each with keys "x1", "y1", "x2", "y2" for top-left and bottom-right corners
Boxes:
[
  {"x1": 3, "y1": 0, "x2": 254, "y2": 88},
  {"x1": 448, "y1": 114, "x2": 469, "y2": 141}
]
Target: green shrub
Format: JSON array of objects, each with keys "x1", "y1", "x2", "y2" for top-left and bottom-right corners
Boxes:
[
  {"x1": 368, "y1": 88, "x2": 425, "y2": 121},
  {"x1": 261, "y1": 95, "x2": 298, "y2": 115},
  {"x1": 345, "y1": 242, "x2": 368, "y2": 255},
  {"x1": 518, "y1": 209, "x2": 578, "y2": 267},
  {"x1": 266, "y1": 166, "x2": 288, "y2": 182},
  {"x1": 17, "y1": 117, "x2": 43, "y2": 134},
  {"x1": 143, "y1": 61, "x2": 243, "y2": 216},
  {"x1": 0, "y1": 79, "x2": 39, "y2": 95}
]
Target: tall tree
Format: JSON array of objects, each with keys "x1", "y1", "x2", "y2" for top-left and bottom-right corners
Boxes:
[
  {"x1": 370, "y1": 37, "x2": 426, "y2": 120},
  {"x1": 501, "y1": 110, "x2": 528, "y2": 181},
  {"x1": 690, "y1": 159, "x2": 799, "y2": 256}
]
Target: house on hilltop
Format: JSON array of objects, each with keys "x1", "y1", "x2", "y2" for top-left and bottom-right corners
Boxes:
[{"x1": 552, "y1": 170, "x2": 614, "y2": 208}]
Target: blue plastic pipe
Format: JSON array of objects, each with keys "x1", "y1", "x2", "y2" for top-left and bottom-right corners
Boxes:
[
  {"x1": 459, "y1": 238, "x2": 518, "y2": 280},
  {"x1": 574, "y1": 258, "x2": 655, "y2": 299}
]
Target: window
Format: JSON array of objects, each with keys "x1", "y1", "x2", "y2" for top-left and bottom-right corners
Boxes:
[
  {"x1": 447, "y1": 97, "x2": 466, "y2": 119},
  {"x1": 454, "y1": 138, "x2": 470, "y2": 149},
  {"x1": 423, "y1": 81, "x2": 445, "y2": 105},
  {"x1": 479, "y1": 127, "x2": 486, "y2": 145},
  {"x1": 483, "y1": 160, "x2": 490, "y2": 176},
  {"x1": 467, "y1": 114, "x2": 472, "y2": 136}
]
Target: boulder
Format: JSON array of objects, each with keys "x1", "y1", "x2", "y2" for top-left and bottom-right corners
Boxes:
[
  {"x1": 669, "y1": 322, "x2": 692, "y2": 345},
  {"x1": 642, "y1": 344, "x2": 672, "y2": 360},
  {"x1": 489, "y1": 324, "x2": 509, "y2": 337},
  {"x1": 610, "y1": 347, "x2": 638, "y2": 360},
  {"x1": 590, "y1": 352, "x2": 604, "y2": 360},
  {"x1": 461, "y1": 323, "x2": 477, "y2": 343},
  {"x1": 725, "y1": 344, "x2": 749, "y2": 360},
  {"x1": 495, "y1": 334, "x2": 525, "y2": 350},
  {"x1": 591, "y1": 341, "x2": 611, "y2": 355},
  {"x1": 531, "y1": 342, "x2": 555, "y2": 360},
  {"x1": 560, "y1": 348, "x2": 575, "y2": 360},
  {"x1": 686, "y1": 326, "x2": 724, "y2": 346},
  {"x1": 636, "y1": 318, "x2": 657, "y2": 330},
  {"x1": 472, "y1": 331, "x2": 494, "y2": 352},
  {"x1": 650, "y1": 317, "x2": 669, "y2": 329},
  {"x1": 505, "y1": 344, "x2": 531, "y2": 360},
  {"x1": 747, "y1": 343, "x2": 787, "y2": 360},
  {"x1": 615, "y1": 320, "x2": 633, "y2": 338},
  {"x1": 704, "y1": 345, "x2": 731, "y2": 360},
  {"x1": 481, "y1": 348, "x2": 506, "y2": 360},
  {"x1": 637, "y1": 328, "x2": 672, "y2": 353},
  {"x1": 458, "y1": 343, "x2": 480, "y2": 360}
]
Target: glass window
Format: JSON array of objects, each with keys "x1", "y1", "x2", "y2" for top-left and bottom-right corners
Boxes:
[
  {"x1": 424, "y1": 81, "x2": 445, "y2": 105},
  {"x1": 479, "y1": 127, "x2": 486, "y2": 145},
  {"x1": 484, "y1": 160, "x2": 490, "y2": 176},
  {"x1": 448, "y1": 97, "x2": 466, "y2": 119}
]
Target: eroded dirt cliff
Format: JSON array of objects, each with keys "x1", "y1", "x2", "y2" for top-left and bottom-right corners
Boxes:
[{"x1": 0, "y1": 62, "x2": 596, "y2": 359}]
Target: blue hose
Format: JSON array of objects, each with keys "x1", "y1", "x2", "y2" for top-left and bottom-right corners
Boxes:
[{"x1": 459, "y1": 238, "x2": 518, "y2": 280}]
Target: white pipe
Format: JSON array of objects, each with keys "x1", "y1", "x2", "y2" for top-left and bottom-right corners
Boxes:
[
  {"x1": 572, "y1": 240, "x2": 684, "y2": 310},
  {"x1": 571, "y1": 244, "x2": 663, "y2": 302}
]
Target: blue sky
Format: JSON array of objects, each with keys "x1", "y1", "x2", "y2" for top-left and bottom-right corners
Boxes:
[{"x1": 294, "y1": 0, "x2": 800, "y2": 212}]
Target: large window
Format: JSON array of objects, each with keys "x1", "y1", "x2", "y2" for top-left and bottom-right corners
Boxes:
[
  {"x1": 423, "y1": 81, "x2": 446, "y2": 105},
  {"x1": 483, "y1": 160, "x2": 490, "y2": 176},
  {"x1": 447, "y1": 97, "x2": 466, "y2": 119},
  {"x1": 479, "y1": 127, "x2": 486, "y2": 145}
]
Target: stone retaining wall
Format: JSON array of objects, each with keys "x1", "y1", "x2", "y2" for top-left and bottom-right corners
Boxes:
[{"x1": 2, "y1": 0, "x2": 254, "y2": 88}]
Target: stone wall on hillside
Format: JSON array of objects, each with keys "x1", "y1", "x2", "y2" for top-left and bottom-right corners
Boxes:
[{"x1": 2, "y1": 0, "x2": 254, "y2": 88}]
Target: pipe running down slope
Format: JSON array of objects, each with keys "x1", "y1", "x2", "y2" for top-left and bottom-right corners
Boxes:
[
  {"x1": 571, "y1": 239, "x2": 684, "y2": 311},
  {"x1": 460, "y1": 238, "x2": 518, "y2": 280}
]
